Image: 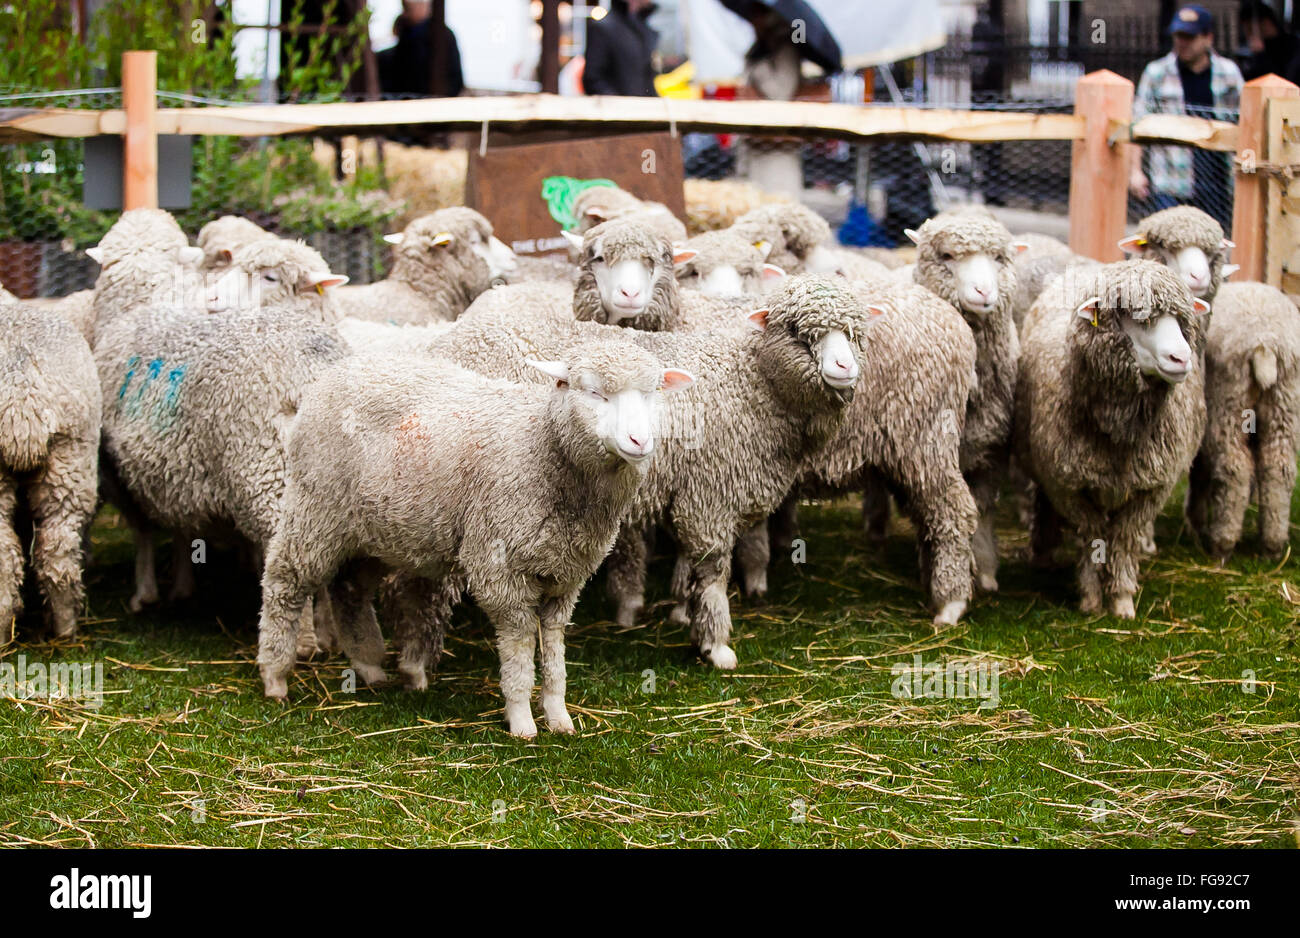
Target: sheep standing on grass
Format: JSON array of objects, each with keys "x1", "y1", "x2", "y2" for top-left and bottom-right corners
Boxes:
[
  {"x1": 256, "y1": 342, "x2": 692, "y2": 737},
  {"x1": 332, "y1": 209, "x2": 517, "y2": 325},
  {"x1": 1185, "y1": 282, "x2": 1300, "y2": 559},
  {"x1": 905, "y1": 209, "x2": 1022, "y2": 593},
  {"x1": 1016, "y1": 262, "x2": 1208, "y2": 618},
  {"x1": 0, "y1": 303, "x2": 101, "y2": 643},
  {"x1": 428, "y1": 276, "x2": 872, "y2": 668}
]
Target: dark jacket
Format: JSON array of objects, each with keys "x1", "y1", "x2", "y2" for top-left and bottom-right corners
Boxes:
[
  {"x1": 1241, "y1": 32, "x2": 1300, "y2": 85},
  {"x1": 380, "y1": 18, "x2": 464, "y2": 97},
  {"x1": 584, "y1": 1, "x2": 658, "y2": 96}
]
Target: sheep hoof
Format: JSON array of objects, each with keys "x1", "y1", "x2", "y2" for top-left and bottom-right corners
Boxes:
[
  {"x1": 667, "y1": 604, "x2": 690, "y2": 627},
  {"x1": 615, "y1": 600, "x2": 643, "y2": 628},
  {"x1": 742, "y1": 572, "x2": 767, "y2": 598},
  {"x1": 977, "y1": 573, "x2": 999, "y2": 593},
  {"x1": 1078, "y1": 594, "x2": 1102, "y2": 614},
  {"x1": 546, "y1": 711, "x2": 576, "y2": 735},
  {"x1": 399, "y1": 665, "x2": 428, "y2": 692},
  {"x1": 295, "y1": 636, "x2": 320, "y2": 660},
  {"x1": 351, "y1": 662, "x2": 388, "y2": 686},
  {"x1": 706, "y1": 644, "x2": 738, "y2": 670},
  {"x1": 128, "y1": 589, "x2": 158, "y2": 614},
  {"x1": 932, "y1": 600, "x2": 967, "y2": 629},
  {"x1": 1140, "y1": 537, "x2": 1158, "y2": 555},
  {"x1": 1109, "y1": 596, "x2": 1136, "y2": 619},
  {"x1": 262, "y1": 673, "x2": 289, "y2": 700},
  {"x1": 507, "y1": 708, "x2": 538, "y2": 739}
]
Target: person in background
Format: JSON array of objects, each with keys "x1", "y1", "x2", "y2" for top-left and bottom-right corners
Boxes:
[
  {"x1": 583, "y1": 0, "x2": 659, "y2": 96},
  {"x1": 1129, "y1": 5, "x2": 1243, "y2": 232},
  {"x1": 380, "y1": 0, "x2": 464, "y2": 98},
  {"x1": 1239, "y1": 0, "x2": 1300, "y2": 84}
]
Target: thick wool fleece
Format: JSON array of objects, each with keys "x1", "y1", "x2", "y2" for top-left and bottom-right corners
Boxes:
[
  {"x1": 428, "y1": 276, "x2": 872, "y2": 667},
  {"x1": 509, "y1": 253, "x2": 579, "y2": 284},
  {"x1": 256, "y1": 342, "x2": 668, "y2": 737},
  {"x1": 1134, "y1": 206, "x2": 1229, "y2": 302},
  {"x1": 27, "y1": 291, "x2": 96, "y2": 344},
  {"x1": 1015, "y1": 261, "x2": 1207, "y2": 617},
  {"x1": 573, "y1": 187, "x2": 688, "y2": 244},
  {"x1": 575, "y1": 220, "x2": 682, "y2": 330},
  {"x1": 333, "y1": 208, "x2": 502, "y2": 325},
  {"x1": 91, "y1": 209, "x2": 203, "y2": 327},
  {"x1": 196, "y1": 215, "x2": 277, "y2": 270},
  {"x1": 94, "y1": 305, "x2": 346, "y2": 610},
  {"x1": 0, "y1": 303, "x2": 101, "y2": 641},
  {"x1": 729, "y1": 202, "x2": 831, "y2": 273},
  {"x1": 911, "y1": 210, "x2": 1020, "y2": 590},
  {"x1": 1186, "y1": 282, "x2": 1300, "y2": 557},
  {"x1": 1011, "y1": 251, "x2": 1098, "y2": 332}
]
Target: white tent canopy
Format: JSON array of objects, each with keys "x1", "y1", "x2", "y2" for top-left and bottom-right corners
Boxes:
[{"x1": 683, "y1": 0, "x2": 947, "y2": 84}]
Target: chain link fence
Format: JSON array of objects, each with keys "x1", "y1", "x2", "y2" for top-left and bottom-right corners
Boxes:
[{"x1": 0, "y1": 88, "x2": 1241, "y2": 301}]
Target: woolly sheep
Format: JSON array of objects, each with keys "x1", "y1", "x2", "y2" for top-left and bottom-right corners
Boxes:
[
  {"x1": 26, "y1": 292, "x2": 96, "y2": 345},
  {"x1": 1119, "y1": 206, "x2": 1237, "y2": 306},
  {"x1": 332, "y1": 209, "x2": 517, "y2": 325},
  {"x1": 905, "y1": 209, "x2": 1022, "y2": 592},
  {"x1": 1016, "y1": 261, "x2": 1209, "y2": 617},
  {"x1": 206, "y1": 238, "x2": 349, "y2": 324},
  {"x1": 1185, "y1": 282, "x2": 1300, "y2": 558},
  {"x1": 683, "y1": 178, "x2": 790, "y2": 235},
  {"x1": 571, "y1": 185, "x2": 688, "y2": 244},
  {"x1": 724, "y1": 202, "x2": 891, "y2": 281},
  {"x1": 672, "y1": 228, "x2": 785, "y2": 296},
  {"x1": 196, "y1": 215, "x2": 278, "y2": 270},
  {"x1": 426, "y1": 275, "x2": 874, "y2": 668},
  {"x1": 90, "y1": 209, "x2": 206, "y2": 328},
  {"x1": 256, "y1": 342, "x2": 694, "y2": 738},
  {"x1": 0, "y1": 302, "x2": 101, "y2": 642}
]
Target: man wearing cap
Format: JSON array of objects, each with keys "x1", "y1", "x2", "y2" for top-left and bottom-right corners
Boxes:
[{"x1": 1129, "y1": 5, "x2": 1243, "y2": 230}]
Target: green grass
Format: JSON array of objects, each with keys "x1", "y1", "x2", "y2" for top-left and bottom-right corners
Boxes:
[{"x1": 1, "y1": 487, "x2": 1297, "y2": 848}]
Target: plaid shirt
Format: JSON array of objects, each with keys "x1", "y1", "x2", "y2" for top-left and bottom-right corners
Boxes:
[{"x1": 1133, "y1": 51, "x2": 1243, "y2": 198}]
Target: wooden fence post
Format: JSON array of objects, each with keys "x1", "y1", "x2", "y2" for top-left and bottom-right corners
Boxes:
[
  {"x1": 122, "y1": 50, "x2": 158, "y2": 210},
  {"x1": 1232, "y1": 74, "x2": 1299, "y2": 283},
  {"x1": 1068, "y1": 70, "x2": 1133, "y2": 262}
]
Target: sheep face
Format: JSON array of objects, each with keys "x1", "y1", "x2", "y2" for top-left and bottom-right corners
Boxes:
[
  {"x1": 758, "y1": 275, "x2": 883, "y2": 398},
  {"x1": 527, "y1": 346, "x2": 693, "y2": 465},
  {"x1": 910, "y1": 218, "x2": 1017, "y2": 318},
  {"x1": 675, "y1": 231, "x2": 785, "y2": 297},
  {"x1": 574, "y1": 221, "x2": 677, "y2": 325},
  {"x1": 1119, "y1": 238, "x2": 1235, "y2": 299},
  {"x1": 813, "y1": 330, "x2": 861, "y2": 389},
  {"x1": 390, "y1": 210, "x2": 519, "y2": 290},
  {"x1": 206, "y1": 244, "x2": 346, "y2": 314}
]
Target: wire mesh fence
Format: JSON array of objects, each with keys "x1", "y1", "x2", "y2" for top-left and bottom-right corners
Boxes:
[{"x1": 0, "y1": 89, "x2": 1242, "y2": 300}]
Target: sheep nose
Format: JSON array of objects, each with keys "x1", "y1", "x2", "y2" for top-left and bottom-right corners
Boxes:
[
  {"x1": 620, "y1": 287, "x2": 640, "y2": 300},
  {"x1": 628, "y1": 433, "x2": 643, "y2": 448}
]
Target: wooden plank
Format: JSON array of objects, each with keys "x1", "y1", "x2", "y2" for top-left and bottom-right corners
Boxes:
[
  {"x1": 1068, "y1": 70, "x2": 1134, "y2": 262},
  {"x1": 1236, "y1": 75, "x2": 1300, "y2": 283},
  {"x1": 466, "y1": 132, "x2": 685, "y2": 257},
  {"x1": 0, "y1": 94, "x2": 1089, "y2": 144},
  {"x1": 1123, "y1": 113, "x2": 1239, "y2": 151},
  {"x1": 1265, "y1": 96, "x2": 1300, "y2": 289},
  {"x1": 122, "y1": 51, "x2": 158, "y2": 210}
]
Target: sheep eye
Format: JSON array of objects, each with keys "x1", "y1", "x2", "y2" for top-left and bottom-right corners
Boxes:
[
  {"x1": 261, "y1": 271, "x2": 279, "y2": 283},
  {"x1": 591, "y1": 254, "x2": 604, "y2": 265},
  {"x1": 940, "y1": 252, "x2": 954, "y2": 263},
  {"x1": 587, "y1": 388, "x2": 606, "y2": 401}
]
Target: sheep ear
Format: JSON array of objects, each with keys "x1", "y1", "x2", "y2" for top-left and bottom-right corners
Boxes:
[
  {"x1": 753, "y1": 239, "x2": 773, "y2": 259},
  {"x1": 1191, "y1": 298, "x2": 1212, "y2": 316},
  {"x1": 903, "y1": 228, "x2": 921, "y2": 245},
  {"x1": 430, "y1": 232, "x2": 454, "y2": 248},
  {"x1": 761, "y1": 263, "x2": 786, "y2": 283},
  {"x1": 659, "y1": 368, "x2": 695, "y2": 392},
  {"x1": 85, "y1": 246, "x2": 104, "y2": 264},
  {"x1": 217, "y1": 248, "x2": 234, "y2": 264},
  {"x1": 1221, "y1": 263, "x2": 1240, "y2": 279},
  {"x1": 1221, "y1": 238, "x2": 1235, "y2": 251},
  {"x1": 746, "y1": 308, "x2": 770, "y2": 331},
  {"x1": 1075, "y1": 296, "x2": 1101, "y2": 324},
  {"x1": 1117, "y1": 235, "x2": 1146, "y2": 255},
  {"x1": 178, "y1": 245, "x2": 204, "y2": 266},
  {"x1": 525, "y1": 358, "x2": 569, "y2": 387},
  {"x1": 303, "y1": 272, "x2": 349, "y2": 294},
  {"x1": 864, "y1": 303, "x2": 887, "y2": 319},
  {"x1": 561, "y1": 230, "x2": 584, "y2": 250},
  {"x1": 672, "y1": 248, "x2": 698, "y2": 266},
  {"x1": 383, "y1": 232, "x2": 404, "y2": 245},
  {"x1": 1011, "y1": 240, "x2": 1030, "y2": 255},
  {"x1": 584, "y1": 207, "x2": 609, "y2": 221}
]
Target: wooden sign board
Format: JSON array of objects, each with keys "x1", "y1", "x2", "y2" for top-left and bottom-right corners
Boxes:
[{"x1": 466, "y1": 132, "x2": 685, "y2": 257}]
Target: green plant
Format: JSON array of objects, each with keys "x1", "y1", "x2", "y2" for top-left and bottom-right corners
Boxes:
[{"x1": 272, "y1": 184, "x2": 401, "y2": 235}]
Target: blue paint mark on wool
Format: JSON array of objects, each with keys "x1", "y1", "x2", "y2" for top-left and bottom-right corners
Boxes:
[
  {"x1": 117, "y1": 356, "x2": 140, "y2": 405},
  {"x1": 153, "y1": 364, "x2": 189, "y2": 433},
  {"x1": 125, "y1": 357, "x2": 164, "y2": 419}
]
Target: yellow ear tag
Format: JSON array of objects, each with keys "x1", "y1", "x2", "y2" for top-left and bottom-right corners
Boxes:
[
  {"x1": 754, "y1": 240, "x2": 769, "y2": 252},
  {"x1": 1090, "y1": 309, "x2": 1099, "y2": 327},
  {"x1": 1135, "y1": 238, "x2": 1147, "y2": 247},
  {"x1": 316, "y1": 283, "x2": 325, "y2": 296}
]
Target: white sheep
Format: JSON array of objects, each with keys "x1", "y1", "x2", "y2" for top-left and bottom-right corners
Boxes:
[
  {"x1": 256, "y1": 341, "x2": 693, "y2": 738},
  {"x1": 0, "y1": 302, "x2": 101, "y2": 642}
]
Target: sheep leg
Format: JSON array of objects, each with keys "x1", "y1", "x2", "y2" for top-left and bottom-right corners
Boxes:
[
  {"x1": 129, "y1": 526, "x2": 159, "y2": 613},
  {"x1": 256, "y1": 532, "x2": 341, "y2": 699},
  {"x1": 168, "y1": 530, "x2": 196, "y2": 603},
  {"x1": 479, "y1": 589, "x2": 539, "y2": 738},
  {"x1": 26, "y1": 438, "x2": 96, "y2": 639},
  {"x1": 605, "y1": 523, "x2": 649, "y2": 628},
  {"x1": 861, "y1": 471, "x2": 891, "y2": 547},
  {"x1": 1073, "y1": 507, "x2": 1107, "y2": 615},
  {"x1": 734, "y1": 521, "x2": 769, "y2": 598},
  {"x1": 770, "y1": 495, "x2": 800, "y2": 552},
  {"x1": 327, "y1": 560, "x2": 388, "y2": 687},
  {"x1": 312, "y1": 585, "x2": 340, "y2": 654},
  {"x1": 968, "y1": 468, "x2": 1001, "y2": 593},
  {"x1": 1102, "y1": 498, "x2": 1159, "y2": 619},
  {"x1": 687, "y1": 550, "x2": 737, "y2": 669},
  {"x1": 1255, "y1": 410, "x2": 1298, "y2": 556},
  {"x1": 667, "y1": 553, "x2": 691, "y2": 627},
  {"x1": 0, "y1": 474, "x2": 23, "y2": 645},
  {"x1": 391, "y1": 573, "x2": 456, "y2": 691},
  {"x1": 1203, "y1": 429, "x2": 1253, "y2": 560},
  {"x1": 538, "y1": 590, "x2": 580, "y2": 734},
  {"x1": 900, "y1": 470, "x2": 976, "y2": 628}
]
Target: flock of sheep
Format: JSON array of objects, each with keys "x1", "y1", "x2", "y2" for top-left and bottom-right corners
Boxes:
[{"x1": 2, "y1": 178, "x2": 1297, "y2": 738}]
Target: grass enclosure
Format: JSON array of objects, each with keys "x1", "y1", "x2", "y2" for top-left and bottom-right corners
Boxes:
[{"x1": 1, "y1": 484, "x2": 1297, "y2": 849}]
